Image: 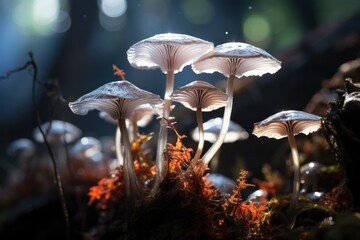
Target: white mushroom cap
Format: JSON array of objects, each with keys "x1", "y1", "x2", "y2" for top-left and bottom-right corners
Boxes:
[
  {"x1": 192, "y1": 42, "x2": 281, "y2": 78},
  {"x1": 7, "y1": 138, "x2": 36, "y2": 159},
  {"x1": 253, "y1": 110, "x2": 322, "y2": 139},
  {"x1": 130, "y1": 103, "x2": 163, "y2": 127},
  {"x1": 69, "y1": 81, "x2": 163, "y2": 120},
  {"x1": 170, "y1": 81, "x2": 228, "y2": 112},
  {"x1": 33, "y1": 120, "x2": 82, "y2": 143},
  {"x1": 191, "y1": 117, "x2": 249, "y2": 143},
  {"x1": 127, "y1": 33, "x2": 214, "y2": 73},
  {"x1": 70, "y1": 136, "x2": 102, "y2": 161}
]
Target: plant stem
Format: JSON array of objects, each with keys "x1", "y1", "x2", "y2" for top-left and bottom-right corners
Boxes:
[
  {"x1": 191, "y1": 106, "x2": 204, "y2": 167},
  {"x1": 197, "y1": 74, "x2": 235, "y2": 175},
  {"x1": 30, "y1": 53, "x2": 70, "y2": 239},
  {"x1": 118, "y1": 118, "x2": 141, "y2": 205},
  {"x1": 287, "y1": 130, "x2": 300, "y2": 229},
  {"x1": 153, "y1": 70, "x2": 174, "y2": 191}
]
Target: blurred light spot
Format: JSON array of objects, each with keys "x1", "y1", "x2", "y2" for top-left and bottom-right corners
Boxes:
[
  {"x1": 182, "y1": 0, "x2": 214, "y2": 25},
  {"x1": 32, "y1": 0, "x2": 60, "y2": 25},
  {"x1": 225, "y1": 31, "x2": 228, "y2": 35},
  {"x1": 243, "y1": 14, "x2": 270, "y2": 44},
  {"x1": 100, "y1": 0, "x2": 127, "y2": 18},
  {"x1": 99, "y1": 10, "x2": 127, "y2": 31},
  {"x1": 13, "y1": 1, "x2": 33, "y2": 27},
  {"x1": 249, "y1": 6, "x2": 252, "y2": 10},
  {"x1": 51, "y1": 10, "x2": 71, "y2": 33},
  {"x1": 81, "y1": 137, "x2": 90, "y2": 145}
]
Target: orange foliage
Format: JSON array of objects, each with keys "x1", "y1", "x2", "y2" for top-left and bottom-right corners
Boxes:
[
  {"x1": 88, "y1": 168, "x2": 125, "y2": 209},
  {"x1": 228, "y1": 170, "x2": 267, "y2": 226},
  {"x1": 112, "y1": 65, "x2": 126, "y2": 80}
]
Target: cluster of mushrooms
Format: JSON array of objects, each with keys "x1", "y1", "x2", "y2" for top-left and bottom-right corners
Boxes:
[{"x1": 68, "y1": 33, "x2": 323, "y2": 225}]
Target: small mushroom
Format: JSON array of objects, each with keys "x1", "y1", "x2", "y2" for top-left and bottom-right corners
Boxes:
[
  {"x1": 192, "y1": 42, "x2": 281, "y2": 175},
  {"x1": 191, "y1": 117, "x2": 248, "y2": 172},
  {"x1": 129, "y1": 103, "x2": 163, "y2": 141},
  {"x1": 69, "y1": 81, "x2": 163, "y2": 202},
  {"x1": 33, "y1": 120, "x2": 82, "y2": 144},
  {"x1": 33, "y1": 120, "x2": 82, "y2": 172},
  {"x1": 170, "y1": 81, "x2": 228, "y2": 166},
  {"x1": 252, "y1": 110, "x2": 321, "y2": 228},
  {"x1": 127, "y1": 33, "x2": 214, "y2": 187},
  {"x1": 7, "y1": 138, "x2": 36, "y2": 173},
  {"x1": 70, "y1": 136, "x2": 102, "y2": 162}
]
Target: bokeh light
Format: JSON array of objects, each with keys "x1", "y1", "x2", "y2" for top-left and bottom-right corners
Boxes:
[
  {"x1": 98, "y1": 0, "x2": 127, "y2": 31},
  {"x1": 182, "y1": 0, "x2": 214, "y2": 25},
  {"x1": 243, "y1": 14, "x2": 271, "y2": 47},
  {"x1": 99, "y1": 0, "x2": 127, "y2": 18},
  {"x1": 12, "y1": 0, "x2": 71, "y2": 35}
]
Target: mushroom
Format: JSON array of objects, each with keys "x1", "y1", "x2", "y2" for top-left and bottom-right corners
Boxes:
[
  {"x1": 170, "y1": 81, "x2": 228, "y2": 167},
  {"x1": 252, "y1": 110, "x2": 321, "y2": 228},
  {"x1": 127, "y1": 33, "x2": 214, "y2": 187},
  {"x1": 99, "y1": 103, "x2": 162, "y2": 166},
  {"x1": 129, "y1": 103, "x2": 163, "y2": 141},
  {"x1": 7, "y1": 138, "x2": 36, "y2": 175},
  {"x1": 33, "y1": 120, "x2": 82, "y2": 172},
  {"x1": 191, "y1": 117, "x2": 248, "y2": 172},
  {"x1": 69, "y1": 81, "x2": 163, "y2": 202},
  {"x1": 33, "y1": 120, "x2": 82, "y2": 144},
  {"x1": 70, "y1": 136, "x2": 102, "y2": 162},
  {"x1": 192, "y1": 42, "x2": 281, "y2": 175}
]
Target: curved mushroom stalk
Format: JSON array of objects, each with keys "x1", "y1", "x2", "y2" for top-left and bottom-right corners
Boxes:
[
  {"x1": 192, "y1": 106, "x2": 205, "y2": 166},
  {"x1": 170, "y1": 80, "x2": 228, "y2": 168},
  {"x1": 127, "y1": 33, "x2": 214, "y2": 190},
  {"x1": 197, "y1": 74, "x2": 235, "y2": 174},
  {"x1": 286, "y1": 130, "x2": 300, "y2": 229},
  {"x1": 192, "y1": 42, "x2": 281, "y2": 176},
  {"x1": 115, "y1": 126, "x2": 124, "y2": 166},
  {"x1": 155, "y1": 70, "x2": 174, "y2": 187},
  {"x1": 252, "y1": 110, "x2": 322, "y2": 229},
  {"x1": 118, "y1": 118, "x2": 141, "y2": 202}
]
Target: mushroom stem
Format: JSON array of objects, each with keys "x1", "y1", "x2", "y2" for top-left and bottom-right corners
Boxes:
[
  {"x1": 115, "y1": 126, "x2": 124, "y2": 166},
  {"x1": 154, "y1": 70, "x2": 174, "y2": 189},
  {"x1": 118, "y1": 118, "x2": 141, "y2": 204},
  {"x1": 286, "y1": 129, "x2": 300, "y2": 229},
  {"x1": 191, "y1": 106, "x2": 205, "y2": 167},
  {"x1": 131, "y1": 119, "x2": 139, "y2": 142},
  {"x1": 198, "y1": 74, "x2": 235, "y2": 175}
]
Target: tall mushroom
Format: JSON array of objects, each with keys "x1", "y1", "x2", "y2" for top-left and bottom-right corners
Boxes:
[
  {"x1": 192, "y1": 42, "x2": 281, "y2": 175},
  {"x1": 127, "y1": 33, "x2": 214, "y2": 188},
  {"x1": 69, "y1": 81, "x2": 163, "y2": 203},
  {"x1": 252, "y1": 110, "x2": 321, "y2": 228},
  {"x1": 170, "y1": 81, "x2": 228, "y2": 167},
  {"x1": 191, "y1": 117, "x2": 248, "y2": 172}
]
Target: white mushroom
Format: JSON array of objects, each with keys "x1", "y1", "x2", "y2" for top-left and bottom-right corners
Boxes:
[
  {"x1": 252, "y1": 110, "x2": 321, "y2": 228},
  {"x1": 192, "y1": 42, "x2": 281, "y2": 175},
  {"x1": 170, "y1": 81, "x2": 228, "y2": 167},
  {"x1": 33, "y1": 120, "x2": 82, "y2": 171},
  {"x1": 191, "y1": 117, "x2": 248, "y2": 172},
  {"x1": 69, "y1": 81, "x2": 163, "y2": 202},
  {"x1": 127, "y1": 33, "x2": 214, "y2": 188}
]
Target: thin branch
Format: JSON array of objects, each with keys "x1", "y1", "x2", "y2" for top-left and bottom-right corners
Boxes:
[{"x1": 1, "y1": 52, "x2": 71, "y2": 239}]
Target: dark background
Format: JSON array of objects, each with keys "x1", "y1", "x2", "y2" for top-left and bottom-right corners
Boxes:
[{"x1": 1, "y1": 0, "x2": 360, "y2": 182}]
